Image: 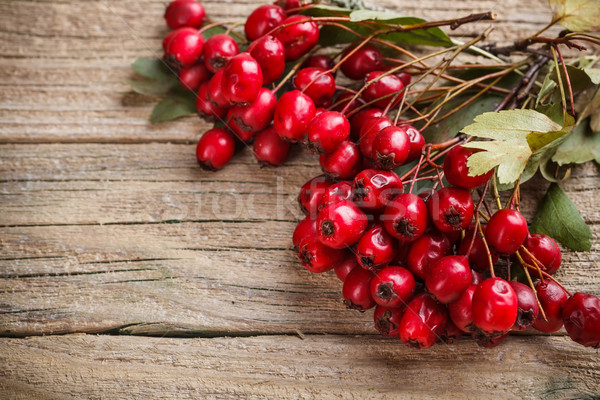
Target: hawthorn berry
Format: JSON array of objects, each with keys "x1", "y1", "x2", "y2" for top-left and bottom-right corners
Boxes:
[
  {"x1": 293, "y1": 67, "x2": 336, "y2": 108},
  {"x1": 221, "y1": 52, "x2": 263, "y2": 105},
  {"x1": 297, "y1": 235, "x2": 345, "y2": 273},
  {"x1": 356, "y1": 225, "x2": 397, "y2": 270},
  {"x1": 318, "y1": 181, "x2": 353, "y2": 211},
  {"x1": 317, "y1": 200, "x2": 368, "y2": 249},
  {"x1": 352, "y1": 169, "x2": 403, "y2": 211},
  {"x1": 244, "y1": 4, "x2": 286, "y2": 41},
  {"x1": 362, "y1": 71, "x2": 404, "y2": 109},
  {"x1": 275, "y1": 15, "x2": 319, "y2": 61},
  {"x1": 508, "y1": 281, "x2": 540, "y2": 331},
  {"x1": 406, "y1": 231, "x2": 452, "y2": 279},
  {"x1": 343, "y1": 267, "x2": 376, "y2": 311},
  {"x1": 485, "y1": 209, "x2": 528, "y2": 255},
  {"x1": 334, "y1": 253, "x2": 360, "y2": 282},
  {"x1": 383, "y1": 193, "x2": 428, "y2": 242},
  {"x1": 319, "y1": 141, "x2": 362, "y2": 180},
  {"x1": 533, "y1": 279, "x2": 568, "y2": 333},
  {"x1": 164, "y1": 0, "x2": 205, "y2": 29},
  {"x1": 428, "y1": 187, "x2": 474, "y2": 233},
  {"x1": 292, "y1": 216, "x2": 317, "y2": 251},
  {"x1": 443, "y1": 145, "x2": 493, "y2": 189},
  {"x1": 426, "y1": 255, "x2": 472, "y2": 304},
  {"x1": 374, "y1": 305, "x2": 404, "y2": 337},
  {"x1": 472, "y1": 278, "x2": 518, "y2": 335},
  {"x1": 207, "y1": 69, "x2": 231, "y2": 108},
  {"x1": 372, "y1": 126, "x2": 410, "y2": 169},
  {"x1": 358, "y1": 116, "x2": 393, "y2": 159},
  {"x1": 195, "y1": 128, "x2": 236, "y2": 171},
  {"x1": 274, "y1": 90, "x2": 316, "y2": 142},
  {"x1": 226, "y1": 87, "x2": 277, "y2": 141},
  {"x1": 302, "y1": 54, "x2": 334, "y2": 71},
  {"x1": 350, "y1": 108, "x2": 384, "y2": 140},
  {"x1": 520, "y1": 233, "x2": 562, "y2": 276},
  {"x1": 253, "y1": 126, "x2": 291, "y2": 166},
  {"x1": 402, "y1": 125, "x2": 425, "y2": 162},
  {"x1": 196, "y1": 81, "x2": 228, "y2": 120},
  {"x1": 370, "y1": 266, "x2": 415, "y2": 308},
  {"x1": 340, "y1": 43, "x2": 383, "y2": 80},
  {"x1": 448, "y1": 284, "x2": 477, "y2": 333},
  {"x1": 306, "y1": 111, "x2": 350, "y2": 154},
  {"x1": 248, "y1": 35, "x2": 286, "y2": 85},
  {"x1": 203, "y1": 34, "x2": 240, "y2": 73},
  {"x1": 179, "y1": 63, "x2": 210, "y2": 91},
  {"x1": 398, "y1": 293, "x2": 448, "y2": 349},
  {"x1": 164, "y1": 27, "x2": 205, "y2": 69},
  {"x1": 297, "y1": 175, "x2": 333, "y2": 217},
  {"x1": 562, "y1": 293, "x2": 600, "y2": 348},
  {"x1": 457, "y1": 225, "x2": 499, "y2": 272}
]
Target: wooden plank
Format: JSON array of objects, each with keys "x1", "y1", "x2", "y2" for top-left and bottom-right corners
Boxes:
[{"x1": 0, "y1": 334, "x2": 599, "y2": 399}]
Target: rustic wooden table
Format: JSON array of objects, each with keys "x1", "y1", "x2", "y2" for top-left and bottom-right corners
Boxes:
[{"x1": 1, "y1": 0, "x2": 599, "y2": 398}]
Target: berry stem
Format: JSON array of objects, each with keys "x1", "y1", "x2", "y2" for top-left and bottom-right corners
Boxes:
[
  {"x1": 466, "y1": 180, "x2": 490, "y2": 256},
  {"x1": 476, "y1": 220, "x2": 495, "y2": 278},
  {"x1": 519, "y1": 256, "x2": 549, "y2": 322},
  {"x1": 554, "y1": 44, "x2": 576, "y2": 116},
  {"x1": 409, "y1": 153, "x2": 425, "y2": 193}
]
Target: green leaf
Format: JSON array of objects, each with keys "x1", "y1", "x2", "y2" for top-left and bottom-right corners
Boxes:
[
  {"x1": 464, "y1": 140, "x2": 532, "y2": 184},
  {"x1": 548, "y1": 0, "x2": 600, "y2": 32},
  {"x1": 537, "y1": 72, "x2": 557, "y2": 106},
  {"x1": 553, "y1": 118, "x2": 600, "y2": 164},
  {"x1": 132, "y1": 57, "x2": 175, "y2": 80},
  {"x1": 552, "y1": 64, "x2": 595, "y2": 93},
  {"x1": 301, "y1": 4, "x2": 352, "y2": 17},
  {"x1": 150, "y1": 91, "x2": 196, "y2": 123},
  {"x1": 531, "y1": 183, "x2": 592, "y2": 251},
  {"x1": 583, "y1": 67, "x2": 600, "y2": 84},
  {"x1": 127, "y1": 78, "x2": 178, "y2": 95}
]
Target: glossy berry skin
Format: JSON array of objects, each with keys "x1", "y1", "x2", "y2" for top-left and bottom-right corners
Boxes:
[
  {"x1": 350, "y1": 108, "x2": 383, "y2": 141},
  {"x1": 471, "y1": 270, "x2": 484, "y2": 285},
  {"x1": 520, "y1": 233, "x2": 562, "y2": 276},
  {"x1": 472, "y1": 278, "x2": 518, "y2": 334},
  {"x1": 207, "y1": 69, "x2": 230, "y2": 108},
  {"x1": 179, "y1": 63, "x2": 210, "y2": 91},
  {"x1": 426, "y1": 255, "x2": 472, "y2": 304},
  {"x1": 274, "y1": 90, "x2": 316, "y2": 142},
  {"x1": 457, "y1": 225, "x2": 499, "y2": 272},
  {"x1": 383, "y1": 193, "x2": 427, "y2": 242},
  {"x1": 292, "y1": 216, "x2": 317, "y2": 251},
  {"x1": 226, "y1": 88, "x2": 277, "y2": 141},
  {"x1": 164, "y1": 27, "x2": 205, "y2": 69},
  {"x1": 372, "y1": 126, "x2": 410, "y2": 169},
  {"x1": 196, "y1": 82, "x2": 228, "y2": 120},
  {"x1": 343, "y1": 267, "x2": 376, "y2": 311},
  {"x1": 195, "y1": 128, "x2": 236, "y2": 171},
  {"x1": 509, "y1": 281, "x2": 540, "y2": 331},
  {"x1": 319, "y1": 141, "x2": 362, "y2": 180},
  {"x1": 302, "y1": 55, "x2": 334, "y2": 71},
  {"x1": 407, "y1": 231, "x2": 452, "y2": 280},
  {"x1": 334, "y1": 253, "x2": 359, "y2": 282},
  {"x1": 370, "y1": 266, "x2": 415, "y2": 308},
  {"x1": 164, "y1": 0, "x2": 205, "y2": 29},
  {"x1": 362, "y1": 71, "x2": 404, "y2": 109},
  {"x1": 448, "y1": 284, "x2": 477, "y2": 333},
  {"x1": 352, "y1": 169, "x2": 403, "y2": 211},
  {"x1": 399, "y1": 293, "x2": 448, "y2": 349},
  {"x1": 533, "y1": 279, "x2": 568, "y2": 333},
  {"x1": 340, "y1": 43, "x2": 383, "y2": 80},
  {"x1": 253, "y1": 127, "x2": 291, "y2": 166},
  {"x1": 318, "y1": 181, "x2": 353, "y2": 211},
  {"x1": 562, "y1": 293, "x2": 600, "y2": 348},
  {"x1": 306, "y1": 111, "x2": 350, "y2": 154},
  {"x1": 297, "y1": 175, "x2": 333, "y2": 217},
  {"x1": 244, "y1": 4, "x2": 286, "y2": 41},
  {"x1": 317, "y1": 200, "x2": 368, "y2": 249},
  {"x1": 274, "y1": 0, "x2": 301, "y2": 10},
  {"x1": 396, "y1": 72, "x2": 412, "y2": 87},
  {"x1": 485, "y1": 209, "x2": 528, "y2": 255},
  {"x1": 203, "y1": 34, "x2": 240, "y2": 73},
  {"x1": 443, "y1": 145, "x2": 493, "y2": 189},
  {"x1": 356, "y1": 225, "x2": 397, "y2": 270},
  {"x1": 275, "y1": 15, "x2": 319, "y2": 61},
  {"x1": 293, "y1": 67, "x2": 336, "y2": 108},
  {"x1": 248, "y1": 35, "x2": 285, "y2": 85},
  {"x1": 402, "y1": 125, "x2": 425, "y2": 162},
  {"x1": 428, "y1": 187, "x2": 474, "y2": 233},
  {"x1": 297, "y1": 236, "x2": 345, "y2": 273},
  {"x1": 374, "y1": 305, "x2": 404, "y2": 337},
  {"x1": 221, "y1": 52, "x2": 263, "y2": 105},
  {"x1": 358, "y1": 117, "x2": 393, "y2": 159}
]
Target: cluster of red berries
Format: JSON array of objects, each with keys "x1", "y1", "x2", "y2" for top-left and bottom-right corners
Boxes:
[
  {"x1": 294, "y1": 145, "x2": 600, "y2": 349},
  {"x1": 160, "y1": 0, "x2": 599, "y2": 349}
]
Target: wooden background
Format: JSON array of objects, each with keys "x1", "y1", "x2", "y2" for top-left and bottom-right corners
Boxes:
[{"x1": 1, "y1": 0, "x2": 599, "y2": 398}]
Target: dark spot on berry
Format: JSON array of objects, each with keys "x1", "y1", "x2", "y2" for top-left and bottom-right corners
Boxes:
[
  {"x1": 394, "y1": 218, "x2": 418, "y2": 238},
  {"x1": 321, "y1": 221, "x2": 335, "y2": 237},
  {"x1": 444, "y1": 206, "x2": 463, "y2": 229},
  {"x1": 375, "y1": 152, "x2": 396, "y2": 169},
  {"x1": 343, "y1": 299, "x2": 366, "y2": 312},
  {"x1": 233, "y1": 115, "x2": 253, "y2": 132},
  {"x1": 406, "y1": 339, "x2": 422, "y2": 349},
  {"x1": 516, "y1": 307, "x2": 535, "y2": 329},
  {"x1": 376, "y1": 281, "x2": 396, "y2": 301},
  {"x1": 375, "y1": 310, "x2": 395, "y2": 335},
  {"x1": 360, "y1": 256, "x2": 375, "y2": 269}
]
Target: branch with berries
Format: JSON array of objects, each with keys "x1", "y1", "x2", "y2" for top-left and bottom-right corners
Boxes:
[{"x1": 129, "y1": 0, "x2": 600, "y2": 349}]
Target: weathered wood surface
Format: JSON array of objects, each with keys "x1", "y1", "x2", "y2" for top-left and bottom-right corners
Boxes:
[{"x1": 0, "y1": 0, "x2": 599, "y2": 398}]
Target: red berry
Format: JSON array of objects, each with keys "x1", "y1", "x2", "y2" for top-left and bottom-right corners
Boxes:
[
  {"x1": 428, "y1": 187, "x2": 474, "y2": 233},
  {"x1": 226, "y1": 88, "x2": 277, "y2": 141},
  {"x1": 363, "y1": 71, "x2": 404, "y2": 109},
  {"x1": 274, "y1": 90, "x2": 316, "y2": 142},
  {"x1": 370, "y1": 266, "x2": 415, "y2": 308},
  {"x1": 474, "y1": 331, "x2": 510, "y2": 348},
  {"x1": 334, "y1": 253, "x2": 359, "y2": 282},
  {"x1": 533, "y1": 279, "x2": 568, "y2": 333},
  {"x1": 457, "y1": 225, "x2": 499, "y2": 272},
  {"x1": 164, "y1": 27, "x2": 205, "y2": 69},
  {"x1": 164, "y1": 0, "x2": 205, "y2": 29},
  {"x1": 396, "y1": 72, "x2": 411, "y2": 87},
  {"x1": 248, "y1": 35, "x2": 286, "y2": 85},
  {"x1": 443, "y1": 145, "x2": 493, "y2": 189},
  {"x1": 196, "y1": 82, "x2": 228, "y2": 120},
  {"x1": 340, "y1": 43, "x2": 383, "y2": 80},
  {"x1": 318, "y1": 181, "x2": 353, "y2": 211},
  {"x1": 509, "y1": 281, "x2": 540, "y2": 331},
  {"x1": 352, "y1": 169, "x2": 403, "y2": 211},
  {"x1": 221, "y1": 52, "x2": 263, "y2": 105},
  {"x1": 371, "y1": 126, "x2": 410, "y2": 169},
  {"x1": 253, "y1": 127, "x2": 291, "y2": 166},
  {"x1": 398, "y1": 293, "x2": 448, "y2": 349},
  {"x1": 292, "y1": 216, "x2": 317, "y2": 251},
  {"x1": 485, "y1": 209, "x2": 528, "y2": 255},
  {"x1": 306, "y1": 111, "x2": 350, "y2": 154},
  {"x1": 472, "y1": 278, "x2": 518, "y2": 334},
  {"x1": 402, "y1": 125, "x2": 425, "y2": 162},
  {"x1": 244, "y1": 4, "x2": 286, "y2": 41},
  {"x1": 319, "y1": 141, "x2": 362, "y2": 180},
  {"x1": 448, "y1": 284, "x2": 477, "y2": 333},
  {"x1": 275, "y1": 15, "x2": 319, "y2": 61},
  {"x1": 343, "y1": 267, "x2": 376, "y2": 311},
  {"x1": 203, "y1": 34, "x2": 240, "y2": 73},
  {"x1": 426, "y1": 255, "x2": 472, "y2": 304},
  {"x1": 302, "y1": 54, "x2": 334, "y2": 71},
  {"x1": 207, "y1": 69, "x2": 230, "y2": 108},
  {"x1": 471, "y1": 269, "x2": 484, "y2": 285},
  {"x1": 562, "y1": 293, "x2": 600, "y2": 348},
  {"x1": 195, "y1": 128, "x2": 236, "y2": 170},
  {"x1": 374, "y1": 305, "x2": 404, "y2": 337},
  {"x1": 358, "y1": 116, "x2": 393, "y2": 159},
  {"x1": 297, "y1": 235, "x2": 345, "y2": 273},
  {"x1": 274, "y1": 0, "x2": 301, "y2": 10},
  {"x1": 317, "y1": 200, "x2": 368, "y2": 249},
  {"x1": 179, "y1": 63, "x2": 211, "y2": 91},
  {"x1": 297, "y1": 175, "x2": 333, "y2": 217},
  {"x1": 520, "y1": 233, "x2": 562, "y2": 276},
  {"x1": 356, "y1": 225, "x2": 397, "y2": 270},
  {"x1": 439, "y1": 320, "x2": 464, "y2": 344},
  {"x1": 350, "y1": 108, "x2": 383, "y2": 141},
  {"x1": 383, "y1": 193, "x2": 428, "y2": 242},
  {"x1": 406, "y1": 231, "x2": 451, "y2": 279},
  {"x1": 293, "y1": 67, "x2": 336, "y2": 108}
]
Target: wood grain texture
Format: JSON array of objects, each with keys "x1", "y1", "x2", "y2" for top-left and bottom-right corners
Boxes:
[{"x1": 1, "y1": 334, "x2": 599, "y2": 400}]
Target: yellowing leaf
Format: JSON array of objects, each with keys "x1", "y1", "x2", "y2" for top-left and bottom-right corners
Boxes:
[
  {"x1": 527, "y1": 113, "x2": 575, "y2": 151},
  {"x1": 548, "y1": 0, "x2": 600, "y2": 32},
  {"x1": 463, "y1": 140, "x2": 532, "y2": 184}
]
